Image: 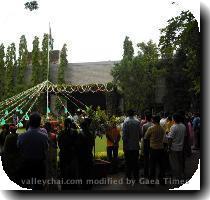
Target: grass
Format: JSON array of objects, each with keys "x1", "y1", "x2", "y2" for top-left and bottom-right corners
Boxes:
[
  {"x1": 17, "y1": 128, "x2": 123, "y2": 153},
  {"x1": 95, "y1": 136, "x2": 123, "y2": 153}
]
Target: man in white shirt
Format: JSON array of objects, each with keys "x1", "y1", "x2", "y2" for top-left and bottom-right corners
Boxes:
[{"x1": 167, "y1": 113, "x2": 186, "y2": 179}]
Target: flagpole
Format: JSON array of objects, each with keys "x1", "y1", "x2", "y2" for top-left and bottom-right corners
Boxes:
[{"x1": 46, "y1": 22, "x2": 50, "y2": 119}]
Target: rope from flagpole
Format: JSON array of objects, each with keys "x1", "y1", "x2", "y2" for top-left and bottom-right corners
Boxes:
[
  {"x1": 3, "y1": 82, "x2": 46, "y2": 122},
  {"x1": 17, "y1": 85, "x2": 46, "y2": 127},
  {"x1": 48, "y1": 82, "x2": 70, "y2": 114},
  {"x1": 0, "y1": 81, "x2": 47, "y2": 108},
  {"x1": 0, "y1": 83, "x2": 43, "y2": 115},
  {"x1": 63, "y1": 90, "x2": 87, "y2": 108}
]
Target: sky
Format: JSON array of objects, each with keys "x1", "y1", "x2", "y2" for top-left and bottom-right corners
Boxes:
[{"x1": 0, "y1": 0, "x2": 200, "y2": 63}]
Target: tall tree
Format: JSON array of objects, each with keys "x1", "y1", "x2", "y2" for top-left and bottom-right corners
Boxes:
[
  {"x1": 163, "y1": 49, "x2": 192, "y2": 112},
  {"x1": 55, "y1": 44, "x2": 68, "y2": 113},
  {"x1": 159, "y1": 10, "x2": 200, "y2": 110},
  {"x1": 41, "y1": 33, "x2": 48, "y2": 82},
  {"x1": 5, "y1": 43, "x2": 16, "y2": 98},
  {"x1": 137, "y1": 40, "x2": 159, "y2": 66},
  {"x1": 25, "y1": 1, "x2": 39, "y2": 11},
  {"x1": 17, "y1": 35, "x2": 28, "y2": 91},
  {"x1": 57, "y1": 44, "x2": 68, "y2": 84},
  {"x1": 159, "y1": 10, "x2": 200, "y2": 95},
  {"x1": 123, "y1": 36, "x2": 134, "y2": 61},
  {"x1": 0, "y1": 44, "x2": 5, "y2": 100},
  {"x1": 112, "y1": 40, "x2": 160, "y2": 112},
  {"x1": 31, "y1": 36, "x2": 41, "y2": 85}
]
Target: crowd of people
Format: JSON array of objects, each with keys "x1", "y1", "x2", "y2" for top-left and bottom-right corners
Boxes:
[
  {"x1": 0, "y1": 109, "x2": 200, "y2": 190},
  {"x1": 122, "y1": 110, "x2": 200, "y2": 186}
]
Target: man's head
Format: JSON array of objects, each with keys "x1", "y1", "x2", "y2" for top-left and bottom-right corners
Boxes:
[
  {"x1": 167, "y1": 115, "x2": 172, "y2": 121},
  {"x1": 145, "y1": 112, "x2": 152, "y2": 122},
  {"x1": 172, "y1": 113, "x2": 181, "y2": 124},
  {"x1": 80, "y1": 117, "x2": 92, "y2": 132},
  {"x1": 164, "y1": 112, "x2": 169, "y2": 118},
  {"x1": 195, "y1": 112, "x2": 200, "y2": 117},
  {"x1": 127, "y1": 109, "x2": 135, "y2": 117},
  {"x1": 29, "y1": 112, "x2": 41, "y2": 128},
  {"x1": 9, "y1": 124, "x2": 17, "y2": 134},
  {"x1": 4, "y1": 124, "x2": 10, "y2": 131},
  {"x1": 44, "y1": 122, "x2": 52, "y2": 133},
  {"x1": 152, "y1": 115, "x2": 161, "y2": 124}
]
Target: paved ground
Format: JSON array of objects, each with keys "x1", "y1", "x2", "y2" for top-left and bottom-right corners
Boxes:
[{"x1": 92, "y1": 149, "x2": 200, "y2": 191}]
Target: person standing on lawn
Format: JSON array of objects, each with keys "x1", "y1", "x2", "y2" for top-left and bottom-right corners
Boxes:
[
  {"x1": 2, "y1": 125, "x2": 20, "y2": 184},
  {"x1": 142, "y1": 112, "x2": 153, "y2": 178},
  {"x1": 145, "y1": 115, "x2": 165, "y2": 185},
  {"x1": 122, "y1": 109, "x2": 142, "y2": 181},
  {"x1": 77, "y1": 118, "x2": 95, "y2": 189},
  {"x1": 58, "y1": 118, "x2": 79, "y2": 190},
  {"x1": 0, "y1": 124, "x2": 10, "y2": 154},
  {"x1": 167, "y1": 113, "x2": 186, "y2": 179},
  {"x1": 17, "y1": 112, "x2": 49, "y2": 190},
  {"x1": 106, "y1": 121, "x2": 121, "y2": 173}
]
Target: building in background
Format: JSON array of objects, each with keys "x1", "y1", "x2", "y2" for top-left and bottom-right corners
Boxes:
[{"x1": 26, "y1": 50, "x2": 166, "y2": 115}]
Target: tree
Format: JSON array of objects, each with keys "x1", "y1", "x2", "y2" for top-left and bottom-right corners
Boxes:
[
  {"x1": 163, "y1": 49, "x2": 192, "y2": 112},
  {"x1": 25, "y1": 1, "x2": 38, "y2": 11},
  {"x1": 137, "y1": 40, "x2": 159, "y2": 66},
  {"x1": 31, "y1": 36, "x2": 41, "y2": 85},
  {"x1": 56, "y1": 44, "x2": 68, "y2": 112},
  {"x1": 0, "y1": 44, "x2": 5, "y2": 101},
  {"x1": 123, "y1": 36, "x2": 134, "y2": 61},
  {"x1": 41, "y1": 33, "x2": 49, "y2": 82},
  {"x1": 112, "y1": 39, "x2": 160, "y2": 112},
  {"x1": 17, "y1": 35, "x2": 28, "y2": 91},
  {"x1": 159, "y1": 10, "x2": 200, "y2": 95},
  {"x1": 57, "y1": 44, "x2": 68, "y2": 84},
  {"x1": 5, "y1": 43, "x2": 16, "y2": 98}
]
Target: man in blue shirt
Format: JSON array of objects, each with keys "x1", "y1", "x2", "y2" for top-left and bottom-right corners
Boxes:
[
  {"x1": 17, "y1": 112, "x2": 49, "y2": 190},
  {"x1": 122, "y1": 109, "x2": 142, "y2": 181}
]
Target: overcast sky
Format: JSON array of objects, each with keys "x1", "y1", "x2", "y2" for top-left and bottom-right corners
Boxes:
[{"x1": 0, "y1": 0, "x2": 200, "y2": 63}]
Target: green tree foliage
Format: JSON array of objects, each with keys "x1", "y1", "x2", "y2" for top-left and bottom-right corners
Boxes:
[
  {"x1": 163, "y1": 49, "x2": 192, "y2": 112},
  {"x1": 41, "y1": 33, "x2": 49, "y2": 82},
  {"x1": 159, "y1": 10, "x2": 200, "y2": 95},
  {"x1": 31, "y1": 36, "x2": 41, "y2": 85},
  {"x1": 57, "y1": 44, "x2": 68, "y2": 84},
  {"x1": 17, "y1": 35, "x2": 28, "y2": 91},
  {"x1": 112, "y1": 38, "x2": 160, "y2": 112},
  {"x1": 0, "y1": 44, "x2": 5, "y2": 100},
  {"x1": 56, "y1": 44, "x2": 68, "y2": 111},
  {"x1": 25, "y1": 1, "x2": 38, "y2": 11},
  {"x1": 137, "y1": 40, "x2": 159, "y2": 66},
  {"x1": 123, "y1": 36, "x2": 134, "y2": 61},
  {"x1": 5, "y1": 43, "x2": 16, "y2": 98}
]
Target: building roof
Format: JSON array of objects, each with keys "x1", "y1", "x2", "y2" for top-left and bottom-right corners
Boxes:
[{"x1": 50, "y1": 61, "x2": 117, "y2": 84}]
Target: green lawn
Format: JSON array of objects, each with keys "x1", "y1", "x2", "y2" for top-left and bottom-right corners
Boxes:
[
  {"x1": 17, "y1": 128, "x2": 123, "y2": 153},
  {"x1": 95, "y1": 136, "x2": 123, "y2": 153}
]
